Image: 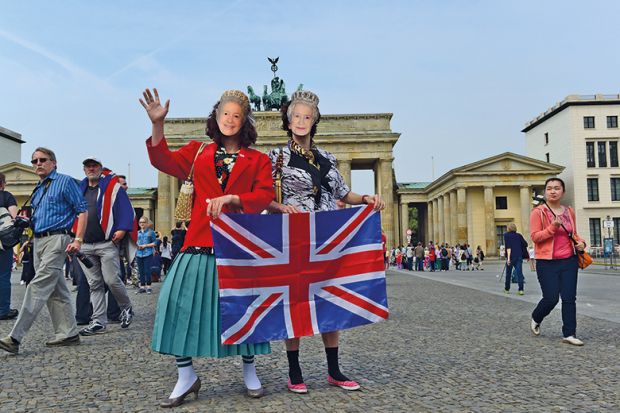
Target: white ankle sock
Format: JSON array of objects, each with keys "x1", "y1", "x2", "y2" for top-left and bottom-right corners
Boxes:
[
  {"x1": 170, "y1": 365, "x2": 198, "y2": 398},
  {"x1": 242, "y1": 358, "x2": 262, "y2": 390}
]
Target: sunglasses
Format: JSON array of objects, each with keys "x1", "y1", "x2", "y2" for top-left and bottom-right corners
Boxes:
[{"x1": 31, "y1": 157, "x2": 49, "y2": 165}]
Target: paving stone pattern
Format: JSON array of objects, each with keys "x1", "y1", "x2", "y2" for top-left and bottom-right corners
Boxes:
[{"x1": 0, "y1": 270, "x2": 618, "y2": 413}]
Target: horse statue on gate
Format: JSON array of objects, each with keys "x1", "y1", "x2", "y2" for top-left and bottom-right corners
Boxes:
[
  {"x1": 261, "y1": 76, "x2": 288, "y2": 111},
  {"x1": 247, "y1": 86, "x2": 262, "y2": 111}
]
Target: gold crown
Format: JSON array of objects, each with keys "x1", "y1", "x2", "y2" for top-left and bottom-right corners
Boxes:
[
  {"x1": 291, "y1": 90, "x2": 319, "y2": 107},
  {"x1": 220, "y1": 89, "x2": 250, "y2": 112}
]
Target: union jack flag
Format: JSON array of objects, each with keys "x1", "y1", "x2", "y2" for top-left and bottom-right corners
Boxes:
[{"x1": 211, "y1": 205, "x2": 389, "y2": 345}]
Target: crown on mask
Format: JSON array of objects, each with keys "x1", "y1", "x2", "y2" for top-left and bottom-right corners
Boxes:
[
  {"x1": 220, "y1": 90, "x2": 251, "y2": 112},
  {"x1": 290, "y1": 90, "x2": 319, "y2": 108}
]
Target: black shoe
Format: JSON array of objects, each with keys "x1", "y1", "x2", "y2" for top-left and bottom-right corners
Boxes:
[
  {"x1": 45, "y1": 334, "x2": 81, "y2": 347},
  {"x1": 0, "y1": 309, "x2": 18, "y2": 320},
  {"x1": 79, "y1": 321, "x2": 106, "y2": 336}
]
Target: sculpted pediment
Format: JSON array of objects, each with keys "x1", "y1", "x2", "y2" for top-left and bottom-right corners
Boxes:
[
  {"x1": 457, "y1": 152, "x2": 563, "y2": 175},
  {"x1": 0, "y1": 162, "x2": 39, "y2": 184}
]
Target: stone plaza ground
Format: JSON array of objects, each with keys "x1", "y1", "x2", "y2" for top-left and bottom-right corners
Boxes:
[{"x1": 0, "y1": 263, "x2": 619, "y2": 413}]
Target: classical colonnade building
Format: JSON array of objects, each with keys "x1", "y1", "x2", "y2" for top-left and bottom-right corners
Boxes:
[{"x1": 396, "y1": 153, "x2": 564, "y2": 255}]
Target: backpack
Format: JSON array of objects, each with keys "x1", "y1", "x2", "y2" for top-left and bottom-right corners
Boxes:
[
  {"x1": 441, "y1": 247, "x2": 448, "y2": 258},
  {"x1": 0, "y1": 207, "x2": 24, "y2": 250}
]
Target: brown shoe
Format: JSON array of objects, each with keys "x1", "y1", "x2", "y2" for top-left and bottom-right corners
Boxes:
[
  {"x1": 0, "y1": 336, "x2": 19, "y2": 354},
  {"x1": 45, "y1": 334, "x2": 80, "y2": 347}
]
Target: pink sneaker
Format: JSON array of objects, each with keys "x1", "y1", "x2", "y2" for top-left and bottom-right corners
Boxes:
[
  {"x1": 327, "y1": 376, "x2": 360, "y2": 391},
  {"x1": 287, "y1": 379, "x2": 308, "y2": 394}
]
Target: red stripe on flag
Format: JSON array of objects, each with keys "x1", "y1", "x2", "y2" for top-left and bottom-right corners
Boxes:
[
  {"x1": 223, "y1": 292, "x2": 282, "y2": 344},
  {"x1": 100, "y1": 176, "x2": 119, "y2": 233},
  {"x1": 215, "y1": 219, "x2": 275, "y2": 259},
  {"x1": 321, "y1": 285, "x2": 389, "y2": 319},
  {"x1": 317, "y1": 205, "x2": 373, "y2": 255}
]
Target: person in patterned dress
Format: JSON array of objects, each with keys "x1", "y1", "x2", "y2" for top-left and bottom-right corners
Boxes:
[{"x1": 267, "y1": 90, "x2": 385, "y2": 394}]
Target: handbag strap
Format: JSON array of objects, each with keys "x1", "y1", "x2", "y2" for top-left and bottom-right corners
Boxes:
[
  {"x1": 543, "y1": 205, "x2": 578, "y2": 246},
  {"x1": 186, "y1": 142, "x2": 207, "y2": 181}
]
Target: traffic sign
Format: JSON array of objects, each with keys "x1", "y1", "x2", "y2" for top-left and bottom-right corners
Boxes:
[{"x1": 406, "y1": 229, "x2": 412, "y2": 235}]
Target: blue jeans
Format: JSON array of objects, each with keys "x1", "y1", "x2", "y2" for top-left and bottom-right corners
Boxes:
[
  {"x1": 416, "y1": 258, "x2": 424, "y2": 271},
  {"x1": 137, "y1": 255, "x2": 152, "y2": 286},
  {"x1": 532, "y1": 256, "x2": 578, "y2": 337},
  {"x1": 0, "y1": 248, "x2": 13, "y2": 315},
  {"x1": 505, "y1": 259, "x2": 524, "y2": 291}
]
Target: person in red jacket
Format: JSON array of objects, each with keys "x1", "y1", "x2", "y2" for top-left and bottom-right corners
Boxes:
[
  {"x1": 529, "y1": 177, "x2": 586, "y2": 346},
  {"x1": 140, "y1": 88, "x2": 274, "y2": 407}
]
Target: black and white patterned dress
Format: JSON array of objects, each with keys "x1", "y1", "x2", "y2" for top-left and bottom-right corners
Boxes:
[{"x1": 268, "y1": 142, "x2": 350, "y2": 212}]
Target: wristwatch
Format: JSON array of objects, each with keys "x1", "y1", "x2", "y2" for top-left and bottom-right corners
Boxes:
[{"x1": 74, "y1": 237, "x2": 83, "y2": 244}]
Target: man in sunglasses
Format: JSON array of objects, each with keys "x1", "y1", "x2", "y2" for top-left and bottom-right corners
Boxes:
[{"x1": 0, "y1": 147, "x2": 87, "y2": 354}]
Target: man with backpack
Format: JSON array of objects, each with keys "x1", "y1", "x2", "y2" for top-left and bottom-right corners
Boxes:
[{"x1": 0, "y1": 172, "x2": 18, "y2": 320}]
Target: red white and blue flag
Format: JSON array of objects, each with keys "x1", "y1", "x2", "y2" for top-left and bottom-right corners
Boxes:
[{"x1": 211, "y1": 205, "x2": 389, "y2": 345}]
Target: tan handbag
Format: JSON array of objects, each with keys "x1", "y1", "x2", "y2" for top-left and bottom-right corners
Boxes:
[
  {"x1": 274, "y1": 148, "x2": 284, "y2": 203},
  {"x1": 174, "y1": 143, "x2": 207, "y2": 222}
]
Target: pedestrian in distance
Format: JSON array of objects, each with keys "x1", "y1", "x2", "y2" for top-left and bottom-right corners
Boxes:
[
  {"x1": 503, "y1": 223, "x2": 528, "y2": 295},
  {"x1": 136, "y1": 216, "x2": 156, "y2": 294}
]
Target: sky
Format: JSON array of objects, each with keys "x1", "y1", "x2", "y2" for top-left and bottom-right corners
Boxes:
[{"x1": 2, "y1": 1, "x2": 620, "y2": 194}]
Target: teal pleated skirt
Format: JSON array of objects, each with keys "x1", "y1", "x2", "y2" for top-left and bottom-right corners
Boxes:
[{"x1": 151, "y1": 252, "x2": 271, "y2": 358}]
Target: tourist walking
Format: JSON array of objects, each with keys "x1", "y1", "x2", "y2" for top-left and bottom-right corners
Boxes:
[
  {"x1": 530, "y1": 177, "x2": 586, "y2": 346},
  {"x1": 503, "y1": 223, "x2": 527, "y2": 295},
  {"x1": 75, "y1": 157, "x2": 135, "y2": 336},
  {"x1": 0, "y1": 147, "x2": 87, "y2": 354}
]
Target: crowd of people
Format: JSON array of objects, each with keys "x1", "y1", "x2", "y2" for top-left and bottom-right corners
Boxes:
[
  {"x1": 0, "y1": 87, "x2": 589, "y2": 409},
  {"x1": 386, "y1": 242, "x2": 486, "y2": 272}
]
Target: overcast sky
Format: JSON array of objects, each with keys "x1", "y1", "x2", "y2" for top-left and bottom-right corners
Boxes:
[{"x1": 2, "y1": 1, "x2": 620, "y2": 194}]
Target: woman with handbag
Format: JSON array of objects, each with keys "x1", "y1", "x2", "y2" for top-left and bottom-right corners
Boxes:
[
  {"x1": 140, "y1": 88, "x2": 274, "y2": 407},
  {"x1": 267, "y1": 90, "x2": 385, "y2": 394},
  {"x1": 529, "y1": 177, "x2": 587, "y2": 346}
]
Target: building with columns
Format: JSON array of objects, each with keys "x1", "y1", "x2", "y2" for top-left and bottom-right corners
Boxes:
[
  {"x1": 524, "y1": 94, "x2": 620, "y2": 249},
  {"x1": 396, "y1": 152, "x2": 564, "y2": 255}
]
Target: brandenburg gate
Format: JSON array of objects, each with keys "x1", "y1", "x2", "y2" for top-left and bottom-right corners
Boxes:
[{"x1": 157, "y1": 111, "x2": 401, "y2": 246}]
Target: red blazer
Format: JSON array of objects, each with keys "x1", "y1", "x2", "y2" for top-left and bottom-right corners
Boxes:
[{"x1": 147, "y1": 138, "x2": 275, "y2": 249}]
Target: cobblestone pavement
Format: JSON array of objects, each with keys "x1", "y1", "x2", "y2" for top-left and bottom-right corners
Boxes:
[
  {"x1": 394, "y1": 260, "x2": 620, "y2": 323},
  {"x1": 1, "y1": 269, "x2": 619, "y2": 413}
]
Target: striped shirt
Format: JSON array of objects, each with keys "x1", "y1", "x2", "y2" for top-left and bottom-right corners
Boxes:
[{"x1": 31, "y1": 169, "x2": 87, "y2": 233}]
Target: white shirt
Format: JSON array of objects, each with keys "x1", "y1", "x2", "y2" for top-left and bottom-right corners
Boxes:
[{"x1": 160, "y1": 243, "x2": 172, "y2": 259}]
